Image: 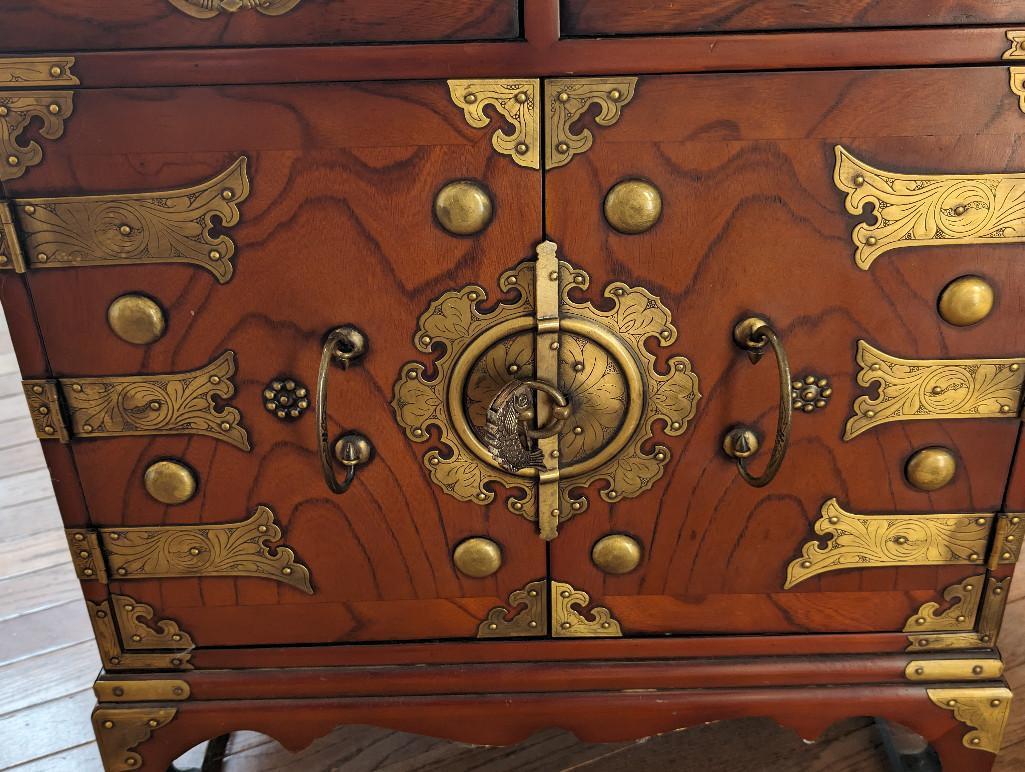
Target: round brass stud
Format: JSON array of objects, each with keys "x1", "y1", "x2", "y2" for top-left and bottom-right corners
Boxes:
[
  {"x1": 106, "y1": 294, "x2": 166, "y2": 345},
  {"x1": 433, "y1": 180, "x2": 494, "y2": 236},
  {"x1": 591, "y1": 533, "x2": 642, "y2": 575},
  {"x1": 143, "y1": 460, "x2": 197, "y2": 505},
  {"x1": 603, "y1": 179, "x2": 662, "y2": 235},
  {"x1": 905, "y1": 446, "x2": 957, "y2": 492},
  {"x1": 452, "y1": 537, "x2": 503, "y2": 578},
  {"x1": 938, "y1": 275, "x2": 995, "y2": 327},
  {"x1": 723, "y1": 427, "x2": 760, "y2": 460}
]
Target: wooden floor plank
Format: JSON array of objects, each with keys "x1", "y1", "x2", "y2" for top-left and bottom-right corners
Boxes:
[
  {"x1": 0, "y1": 371, "x2": 22, "y2": 399},
  {"x1": 0, "y1": 563, "x2": 85, "y2": 621},
  {"x1": 5, "y1": 743, "x2": 102, "y2": 772},
  {"x1": 0, "y1": 528, "x2": 73, "y2": 581},
  {"x1": 0, "y1": 642, "x2": 99, "y2": 717},
  {"x1": 0, "y1": 440, "x2": 46, "y2": 481},
  {"x1": 4, "y1": 496, "x2": 63, "y2": 543},
  {"x1": 0, "y1": 394, "x2": 29, "y2": 424},
  {"x1": 0, "y1": 600, "x2": 93, "y2": 667},
  {"x1": 0, "y1": 689, "x2": 96, "y2": 769},
  {"x1": 0, "y1": 417, "x2": 40, "y2": 450},
  {"x1": 0, "y1": 468, "x2": 55, "y2": 508},
  {"x1": 0, "y1": 350, "x2": 20, "y2": 376}
]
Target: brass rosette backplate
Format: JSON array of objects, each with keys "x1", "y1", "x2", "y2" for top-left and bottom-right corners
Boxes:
[{"x1": 392, "y1": 242, "x2": 700, "y2": 534}]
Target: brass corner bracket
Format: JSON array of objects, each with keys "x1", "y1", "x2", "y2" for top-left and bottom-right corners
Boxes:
[
  {"x1": 928, "y1": 687, "x2": 1014, "y2": 753},
  {"x1": 168, "y1": 0, "x2": 302, "y2": 18},
  {"x1": 447, "y1": 77, "x2": 638, "y2": 170},
  {"x1": 476, "y1": 578, "x2": 623, "y2": 638},
  {"x1": 88, "y1": 594, "x2": 195, "y2": 671},
  {"x1": 478, "y1": 579, "x2": 547, "y2": 637},
  {"x1": 1004, "y1": 31, "x2": 1025, "y2": 113},
  {"x1": 904, "y1": 574, "x2": 984, "y2": 634},
  {"x1": 908, "y1": 576, "x2": 1011, "y2": 652},
  {"x1": 0, "y1": 57, "x2": 77, "y2": 182},
  {"x1": 94, "y1": 705, "x2": 178, "y2": 772},
  {"x1": 551, "y1": 580, "x2": 622, "y2": 637}
]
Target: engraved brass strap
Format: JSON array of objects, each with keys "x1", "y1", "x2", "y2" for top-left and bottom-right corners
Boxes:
[
  {"x1": 94, "y1": 705, "x2": 178, "y2": 772},
  {"x1": 3, "y1": 158, "x2": 250, "y2": 282},
  {"x1": 844, "y1": 341, "x2": 1024, "y2": 440},
  {"x1": 928, "y1": 687, "x2": 1014, "y2": 753},
  {"x1": 23, "y1": 351, "x2": 250, "y2": 450},
  {"x1": 534, "y1": 242, "x2": 563, "y2": 540},
  {"x1": 167, "y1": 0, "x2": 303, "y2": 18}
]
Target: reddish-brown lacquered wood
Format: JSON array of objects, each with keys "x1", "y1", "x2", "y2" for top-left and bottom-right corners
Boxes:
[
  {"x1": 67, "y1": 27, "x2": 1016, "y2": 89},
  {"x1": 546, "y1": 66, "x2": 1025, "y2": 635},
  {"x1": 110, "y1": 685, "x2": 999, "y2": 771},
  {"x1": 562, "y1": 0, "x2": 1025, "y2": 37},
  {"x1": 1002, "y1": 424, "x2": 1025, "y2": 510},
  {"x1": 0, "y1": 0, "x2": 519, "y2": 52},
  {"x1": 6, "y1": 80, "x2": 545, "y2": 646}
]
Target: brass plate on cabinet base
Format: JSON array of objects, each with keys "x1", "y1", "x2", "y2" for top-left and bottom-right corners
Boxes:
[
  {"x1": 88, "y1": 597, "x2": 193, "y2": 671},
  {"x1": 784, "y1": 499, "x2": 990, "y2": 588},
  {"x1": 448, "y1": 80, "x2": 540, "y2": 170},
  {"x1": 94, "y1": 679, "x2": 190, "y2": 703},
  {"x1": 927, "y1": 687, "x2": 1014, "y2": 754},
  {"x1": 168, "y1": 0, "x2": 303, "y2": 17},
  {"x1": 94, "y1": 706, "x2": 177, "y2": 772},
  {"x1": 843, "y1": 341, "x2": 1024, "y2": 440},
  {"x1": 904, "y1": 575, "x2": 984, "y2": 633},
  {"x1": 545, "y1": 78, "x2": 637, "y2": 170},
  {"x1": 477, "y1": 579, "x2": 547, "y2": 637},
  {"x1": 551, "y1": 580, "x2": 622, "y2": 637},
  {"x1": 906, "y1": 659, "x2": 1004, "y2": 682}
]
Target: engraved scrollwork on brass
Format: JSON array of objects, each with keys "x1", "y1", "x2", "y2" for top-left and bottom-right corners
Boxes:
[
  {"x1": 167, "y1": 0, "x2": 303, "y2": 18},
  {"x1": 551, "y1": 580, "x2": 622, "y2": 637},
  {"x1": 844, "y1": 341, "x2": 1024, "y2": 440},
  {"x1": 0, "y1": 92, "x2": 75, "y2": 182},
  {"x1": 928, "y1": 687, "x2": 1014, "y2": 753},
  {"x1": 448, "y1": 80, "x2": 540, "y2": 170},
  {"x1": 88, "y1": 597, "x2": 193, "y2": 670},
  {"x1": 13, "y1": 158, "x2": 250, "y2": 282},
  {"x1": 904, "y1": 574, "x2": 984, "y2": 633},
  {"x1": 784, "y1": 499, "x2": 991, "y2": 588},
  {"x1": 545, "y1": 78, "x2": 637, "y2": 170},
  {"x1": 100, "y1": 506, "x2": 313, "y2": 593},
  {"x1": 477, "y1": 579, "x2": 547, "y2": 637},
  {"x1": 94, "y1": 705, "x2": 178, "y2": 772},
  {"x1": 835, "y1": 145, "x2": 1025, "y2": 270}
]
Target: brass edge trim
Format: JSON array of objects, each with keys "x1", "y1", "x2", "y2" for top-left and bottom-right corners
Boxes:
[
  {"x1": 66, "y1": 529, "x2": 108, "y2": 583},
  {"x1": 545, "y1": 77, "x2": 638, "y2": 170},
  {"x1": 551, "y1": 580, "x2": 622, "y2": 637},
  {"x1": 0, "y1": 57, "x2": 78, "y2": 88},
  {"x1": 14, "y1": 157, "x2": 250, "y2": 283},
  {"x1": 978, "y1": 576, "x2": 1010, "y2": 646},
  {"x1": 785, "y1": 499, "x2": 991, "y2": 589},
  {"x1": 477, "y1": 579, "x2": 547, "y2": 637},
  {"x1": 94, "y1": 679, "x2": 190, "y2": 703},
  {"x1": 22, "y1": 379, "x2": 69, "y2": 441},
  {"x1": 927, "y1": 687, "x2": 1014, "y2": 753},
  {"x1": 988, "y1": 514, "x2": 1024, "y2": 568},
  {"x1": 844, "y1": 341, "x2": 1024, "y2": 441},
  {"x1": 906, "y1": 658, "x2": 1004, "y2": 682},
  {"x1": 0, "y1": 91, "x2": 75, "y2": 183},
  {"x1": 99, "y1": 506, "x2": 314, "y2": 594},
  {"x1": 93, "y1": 705, "x2": 178, "y2": 772},
  {"x1": 0, "y1": 201, "x2": 26, "y2": 272},
  {"x1": 535, "y1": 241, "x2": 562, "y2": 540},
  {"x1": 447, "y1": 79, "x2": 540, "y2": 170},
  {"x1": 87, "y1": 597, "x2": 194, "y2": 671},
  {"x1": 167, "y1": 0, "x2": 303, "y2": 18},
  {"x1": 907, "y1": 632, "x2": 988, "y2": 652},
  {"x1": 903, "y1": 574, "x2": 985, "y2": 633}
]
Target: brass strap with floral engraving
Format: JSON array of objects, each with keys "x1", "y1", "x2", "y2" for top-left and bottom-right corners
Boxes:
[{"x1": 22, "y1": 351, "x2": 250, "y2": 450}]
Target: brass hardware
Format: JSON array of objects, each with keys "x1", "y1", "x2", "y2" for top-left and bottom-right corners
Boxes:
[
  {"x1": 434, "y1": 180, "x2": 493, "y2": 236},
  {"x1": 111, "y1": 593, "x2": 195, "y2": 651},
  {"x1": 591, "y1": 534, "x2": 642, "y2": 575},
  {"x1": 99, "y1": 506, "x2": 313, "y2": 593},
  {"x1": 66, "y1": 529, "x2": 108, "y2": 583},
  {"x1": 93, "y1": 705, "x2": 178, "y2": 772},
  {"x1": 9, "y1": 158, "x2": 249, "y2": 282},
  {"x1": 904, "y1": 575, "x2": 984, "y2": 633},
  {"x1": 907, "y1": 633, "x2": 991, "y2": 652},
  {"x1": 486, "y1": 378, "x2": 573, "y2": 468},
  {"x1": 452, "y1": 537, "x2": 503, "y2": 578},
  {"x1": 551, "y1": 580, "x2": 623, "y2": 637},
  {"x1": 0, "y1": 57, "x2": 79, "y2": 89},
  {"x1": 978, "y1": 577, "x2": 1011, "y2": 646},
  {"x1": 448, "y1": 80, "x2": 540, "y2": 170},
  {"x1": 143, "y1": 460, "x2": 197, "y2": 505},
  {"x1": 107, "y1": 295, "x2": 166, "y2": 345},
  {"x1": 791, "y1": 375, "x2": 832, "y2": 413},
  {"x1": 23, "y1": 351, "x2": 250, "y2": 450},
  {"x1": 725, "y1": 317, "x2": 792, "y2": 488},
  {"x1": 545, "y1": 78, "x2": 638, "y2": 170},
  {"x1": 318, "y1": 325, "x2": 372, "y2": 494},
  {"x1": 264, "y1": 377, "x2": 310, "y2": 421},
  {"x1": 906, "y1": 659, "x2": 1004, "y2": 682},
  {"x1": 392, "y1": 241, "x2": 700, "y2": 535},
  {"x1": 844, "y1": 341, "x2": 1024, "y2": 440},
  {"x1": 988, "y1": 513, "x2": 1025, "y2": 568},
  {"x1": 906, "y1": 577, "x2": 1007, "y2": 651},
  {"x1": 835, "y1": 145, "x2": 1025, "y2": 269},
  {"x1": 784, "y1": 499, "x2": 991, "y2": 588},
  {"x1": 168, "y1": 0, "x2": 303, "y2": 17},
  {"x1": 1005, "y1": 31, "x2": 1025, "y2": 112},
  {"x1": 88, "y1": 597, "x2": 193, "y2": 670},
  {"x1": 477, "y1": 579, "x2": 547, "y2": 637},
  {"x1": 603, "y1": 179, "x2": 662, "y2": 234},
  {"x1": 0, "y1": 202, "x2": 26, "y2": 273},
  {"x1": 94, "y1": 679, "x2": 190, "y2": 703},
  {"x1": 905, "y1": 447, "x2": 957, "y2": 492},
  {"x1": 939, "y1": 276, "x2": 995, "y2": 327},
  {"x1": 927, "y1": 687, "x2": 1014, "y2": 753}
]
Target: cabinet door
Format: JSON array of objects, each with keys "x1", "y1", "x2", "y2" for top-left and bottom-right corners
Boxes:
[
  {"x1": 544, "y1": 68, "x2": 1025, "y2": 635},
  {"x1": 7, "y1": 80, "x2": 544, "y2": 646}
]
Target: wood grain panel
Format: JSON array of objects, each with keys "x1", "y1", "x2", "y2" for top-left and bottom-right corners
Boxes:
[
  {"x1": 562, "y1": 0, "x2": 1025, "y2": 36},
  {"x1": 0, "y1": 0, "x2": 519, "y2": 52},
  {"x1": 546, "y1": 66, "x2": 1025, "y2": 634}
]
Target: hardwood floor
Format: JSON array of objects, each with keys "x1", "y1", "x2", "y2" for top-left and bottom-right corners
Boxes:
[{"x1": 0, "y1": 305, "x2": 1022, "y2": 771}]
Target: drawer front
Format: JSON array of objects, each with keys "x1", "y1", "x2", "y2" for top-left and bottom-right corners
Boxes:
[
  {"x1": 562, "y1": 1, "x2": 1024, "y2": 37},
  {"x1": 8, "y1": 80, "x2": 544, "y2": 647},
  {"x1": 0, "y1": 0, "x2": 520, "y2": 52},
  {"x1": 544, "y1": 66, "x2": 1025, "y2": 636}
]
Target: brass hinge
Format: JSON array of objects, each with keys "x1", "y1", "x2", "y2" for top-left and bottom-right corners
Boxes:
[
  {"x1": 22, "y1": 379, "x2": 70, "y2": 442},
  {"x1": 987, "y1": 513, "x2": 1024, "y2": 569},
  {"x1": 67, "y1": 529, "x2": 108, "y2": 583},
  {"x1": 0, "y1": 202, "x2": 26, "y2": 273}
]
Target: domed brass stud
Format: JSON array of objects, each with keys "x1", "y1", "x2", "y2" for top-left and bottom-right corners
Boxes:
[
  {"x1": 106, "y1": 294, "x2": 166, "y2": 345},
  {"x1": 591, "y1": 534, "x2": 642, "y2": 575},
  {"x1": 452, "y1": 537, "x2": 503, "y2": 578},
  {"x1": 722, "y1": 427, "x2": 760, "y2": 460},
  {"x1": 603, "y1": 179, "x2": 662, "y2": 235},
  {"x1": 938, "y1": 275, "x2": 994, "y2": 327},
  {"x1": 434, "y1": 180, "x2": 494, "y2": 236},
  {"x1": 905, "y1": 447, "x2": 957, "y2": 491},
  {"x1": 144, "y1": 460, "x2": 197, "y2": 505}
]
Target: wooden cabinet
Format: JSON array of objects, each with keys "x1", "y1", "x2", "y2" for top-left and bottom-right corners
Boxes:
[{"x1": 0, "y1": 3, "x2": 1022, "y2": 770}]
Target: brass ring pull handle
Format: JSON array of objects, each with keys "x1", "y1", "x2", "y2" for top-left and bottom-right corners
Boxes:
[
  {"x1": 517, "y1": 379, "x2": 573, "y2": 440},
  {"x1": 723, "y1": 317, "x2": 793, "y2": 488},
  {"x1": 317, "y1": 325, "x2": 373, "y2": 494}
]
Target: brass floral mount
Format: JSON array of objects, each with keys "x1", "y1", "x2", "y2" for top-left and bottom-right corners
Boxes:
[
  {"x1": 928, "y1": 687, "x2": 1014, "y2": 753},
  {"x1": 167, "y1": 0, "x2": 303, "y2": 18},
  {"x1": 904, "y1": 574, "x2": 984, "y2": 634},
  {"x1": 908, "y1": 576, "x2": 1010, "y2": 652},
  {"x1": 88, "y1": 593, "x2": 195, "y2": 671},
  {"x1": 0, "y1": 57, "x2": 77, "y2": 182},
  {"x1": 477, "y1": 579, "x2": 623, "y2": 638},
  {"x1": 391, "y1": 241, "x2": 700, "y2": 538},
  {"x1": 94, "y1": 705, "x2": 179, "y2": 772},
  {"x1": 447, "y1": 77, "x2": 638, "y2": 170}
]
